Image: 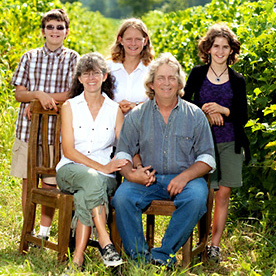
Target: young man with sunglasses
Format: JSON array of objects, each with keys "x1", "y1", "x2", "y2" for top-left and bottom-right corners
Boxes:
[{"x1": 10, "y1": 9, "x2": 79, "y2": 241}]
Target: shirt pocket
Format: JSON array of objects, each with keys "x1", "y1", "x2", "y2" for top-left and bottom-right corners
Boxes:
[
  {"x1": 175, "y1": 134, "x2": 194, "y2": 164},
  {"x1": 74, "y1": 123, "x2": 88, "y2": 145},
  {"x1": 94, "y1": 123, "x2": 115, "y2": 149}
]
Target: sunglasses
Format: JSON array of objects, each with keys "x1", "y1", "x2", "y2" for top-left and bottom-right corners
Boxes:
[{"x1": 45, "y1": 24, "x2": 66, "y2": 31}]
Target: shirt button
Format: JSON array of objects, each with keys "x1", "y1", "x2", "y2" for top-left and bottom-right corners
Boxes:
[
  {"x1": 92, "y1": 128, "x2": 94, "y2": 130},
  {"x1": 88, "y1": 151, "x2": 90, "y2": 153},
  {"x1": 164, "y1": 151, "x2": 166, "y2": 154}
]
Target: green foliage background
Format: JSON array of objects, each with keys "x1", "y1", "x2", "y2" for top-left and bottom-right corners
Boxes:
[{"x1": 143, "y1": 0, "x2": 276, "y2": 224}]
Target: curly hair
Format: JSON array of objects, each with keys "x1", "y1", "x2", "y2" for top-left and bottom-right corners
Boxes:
[
  {"x1": 110, "y1": 18, "x2": 154, "y2": 66},
  {"x1": 145, "y1": 52, "x2": 185, "y2": 100},
  {"x1": 41, "y1": 9, "x2": 70, "y2": 29},
  {"x1": 68, "y1": 52, "x2": 115, "y2": 100},
  {"x1": 198, "y1": 23, "x2": 240, "y2": 65}
]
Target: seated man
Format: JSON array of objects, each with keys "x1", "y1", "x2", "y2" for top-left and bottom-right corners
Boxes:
[{"x1": 111, "y1": 52, "x2": 216, "y2": 266}]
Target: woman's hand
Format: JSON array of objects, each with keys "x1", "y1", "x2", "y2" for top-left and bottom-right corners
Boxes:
[
  {"x1": 202, "y1": 102, "x2": 230, "y2": 117},
  {"x1": 118, "y1": 99, "x2": 136, "y2": 114},
  {"x1": 206, "y1": 113, "x2": 224, "y2": 126},
  {"x1": 102, "y1": 158, "x2": 128, "y2": 174}
]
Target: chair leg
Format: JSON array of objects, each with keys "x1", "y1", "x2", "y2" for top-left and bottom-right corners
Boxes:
[
  {"x1": 19, "y1": 201, "x2": 36, "y2": 254},
  {"x1": 109, "y1": 207, "x2": 122, "y2": 255},
  {"x1": 57, "y1": 195, "x2": 73, "y2": 262},
  {"x1": 146, "y1": 214, "x2": 155, "y2": 250},
  {"x1": 182, "y1": 232, "x2": 193, "y2": 268}
]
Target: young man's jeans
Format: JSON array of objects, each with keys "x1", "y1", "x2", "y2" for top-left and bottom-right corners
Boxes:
[{"x1": 111, "y1": 174, "x2": 208, "y2": 265}]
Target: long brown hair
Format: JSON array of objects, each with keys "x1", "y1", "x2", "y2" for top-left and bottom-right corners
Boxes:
[
  {"x1": 110, "y1": 18, "x2": 154, "y2": 66},
  {"x1": 68, "y1": 53, "x2": 115, "y2": 99},
  {"x1": 198, "y1": 23, "x2": 240, "y2": 65}
]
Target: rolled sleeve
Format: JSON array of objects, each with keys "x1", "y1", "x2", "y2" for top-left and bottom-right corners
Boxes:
[
  {"x1": 115, "y1": 110, "x2": 140, "y2": 158},
  {"x1": 115, "y1": 151, "x2": 133, "y2": 164},
  {"x1": 195, "y1": 154, "x2": 216, "y2": 173}
]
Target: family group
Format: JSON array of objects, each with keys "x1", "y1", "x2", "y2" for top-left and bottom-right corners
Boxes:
[{"x1": 10, "y1": 8, "x2": 250, "y2": 272}]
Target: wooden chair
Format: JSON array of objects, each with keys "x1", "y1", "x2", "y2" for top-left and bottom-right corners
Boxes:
[
  {"x1": 110, "y1": 176, "x2": 213, "y2": 268},
  {"x1": 19, "y1": 99, "x2": 74, "y2": 261}
]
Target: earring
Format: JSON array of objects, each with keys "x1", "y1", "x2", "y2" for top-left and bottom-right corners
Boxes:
[{"x1": 208, "y1": 54, "x2": 211, "y2": 64}]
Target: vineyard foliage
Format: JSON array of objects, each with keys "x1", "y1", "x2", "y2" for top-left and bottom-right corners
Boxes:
[
  {"x1": 0, "y1": 0, "x2": 275, "y2": 221},
  {"x1": 143, "y1": 0, "x2": 276, "y2": 220}
]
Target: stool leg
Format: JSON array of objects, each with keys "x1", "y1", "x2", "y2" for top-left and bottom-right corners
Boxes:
[
  {"x1": 58, "y1": 195, "x2": 73, "y2": 262},
  {"x1": 182, "y1": 232, "x2": 193, "y2": 268},
  {"x1": 146, "y1": 214, "x2": 155, "y2": 250},
  {"x1": 109, "y1": 208, "x2": 122, "y2": 255}
]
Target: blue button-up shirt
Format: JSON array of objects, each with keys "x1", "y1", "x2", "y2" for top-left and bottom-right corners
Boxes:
[{"x1": 116, "y1": 97, "x2": 216, "y2": 174}]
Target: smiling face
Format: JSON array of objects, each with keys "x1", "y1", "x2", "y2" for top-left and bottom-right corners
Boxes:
[
  {"x1": 42, "y1": 19, "x2": 68, "y2": 51},
  {"x1": 78, "y1": 69, "x2": 107, "y2": 95},
  {"x1": 209, "y1": 36, "x2": 233, "y2": 66},
  {"x1": 119, "y1": 27, "x2": 148, "y2": 58},
  {"x1": 150, "y1": 63, "x2": 180, "y2": 103}
]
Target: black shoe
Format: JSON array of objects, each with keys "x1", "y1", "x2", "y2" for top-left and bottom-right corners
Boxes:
[
  {"x1": 207, "y1": 245, "x2": 221, "y2": 263},
  {"x1": 99, "y1": 244, "x2": 123, "y2": 267},
  {"x1": 151, "y1": 258, "x2": 173, "y2": 271}
]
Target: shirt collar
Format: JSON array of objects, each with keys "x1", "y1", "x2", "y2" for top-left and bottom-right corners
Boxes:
[
  {"x1": 75, "y1": 91, "x2": 109, "y2": 105},
  {"x1": 111, "y1": 60, "x2": 145, "y2": 72},
  {"x1": 152, "y1": 96, "x2": 181, "y2": 110},
  {"x1": 42, "y1": 43, "x2": 64, "y2": 57}
]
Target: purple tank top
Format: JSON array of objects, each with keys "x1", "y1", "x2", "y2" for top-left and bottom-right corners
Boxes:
[{"x1": 199, "y1": 77, "x2": 235, "y2": 143}]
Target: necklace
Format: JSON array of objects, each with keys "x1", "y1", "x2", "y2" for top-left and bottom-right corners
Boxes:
[{"x1": 210, "y1": 66, "x2": 228, "y2": 82}]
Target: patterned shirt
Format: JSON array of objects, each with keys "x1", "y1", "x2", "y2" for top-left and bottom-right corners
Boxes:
[
  {"x1": 199, "y1": 78, "x2": 235, "y2": 143},
  {"x1": 116, "y1": 97, "x2": 216, "y2": 174},
  {"x1": 11, "y1": 43, "x2": 79, "y2": 144}
]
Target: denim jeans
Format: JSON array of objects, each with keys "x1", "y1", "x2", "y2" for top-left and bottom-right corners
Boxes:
[{"x1": 111, "y1": 174, "x2": 208, "y2": 265}]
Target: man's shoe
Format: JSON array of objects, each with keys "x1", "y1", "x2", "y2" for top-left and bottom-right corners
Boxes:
[
  {"x1": 151, "y1": 258, "x2": 173, "y2": 271},
  {"x1": 207, "y1": 245, "x2": 221, "y2": 263},
  {"x1": 99, "y1": 244, "x2": 123, "y2": 267}
]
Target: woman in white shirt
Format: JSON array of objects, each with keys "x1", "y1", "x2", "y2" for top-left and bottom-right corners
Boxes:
[
  {"x1": 108, "y1": 18, "x2": 155, "y2": 114},
  {"x1": 56, "y1": 53, "x2": 127, "y2": 270}
]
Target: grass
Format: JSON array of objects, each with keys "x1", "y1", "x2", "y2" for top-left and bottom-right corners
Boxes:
[{"x1": 0, "y1": 93, "x2": 275, "y2": 275}]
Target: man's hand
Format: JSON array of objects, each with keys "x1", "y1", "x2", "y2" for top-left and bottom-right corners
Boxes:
[
  {"x1": 132, "y1": 166, "x2": 156, "y2": 186},
  {"x1": 24, "y1": 104, "x2": 31, "y2": 120},
  {"x1": 167, "y1": 174, "x2": 188, "y2": 197},
  {"x1": 36, "y1": 91, "x2": 58, "y2": 111}
]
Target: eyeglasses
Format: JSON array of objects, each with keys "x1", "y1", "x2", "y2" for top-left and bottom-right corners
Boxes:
[
  {"x1": 45, "y1": 24, "x2": 66, "y2": 31},
  {"x1": 81, "y1": 71, "x2": 102, "y2": 78}
]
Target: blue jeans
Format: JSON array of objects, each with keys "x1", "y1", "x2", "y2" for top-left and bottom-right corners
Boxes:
[{"x1": 111, "y1": 174, "x2": 208, "y2": 264}]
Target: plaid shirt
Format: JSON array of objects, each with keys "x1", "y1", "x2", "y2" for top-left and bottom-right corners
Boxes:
[{"x1": 11, "y1": 43, "x2": 79, "y2": 144}]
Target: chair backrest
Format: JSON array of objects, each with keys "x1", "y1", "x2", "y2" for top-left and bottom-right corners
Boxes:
[{"x1": 27, "y1": 100, "x2": 63, "y2": 190}]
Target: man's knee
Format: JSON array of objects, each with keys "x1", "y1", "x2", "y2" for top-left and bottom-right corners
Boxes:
[
  {"x1": 112, "y1": 183, "x2": 134, "y2": 209},
  {"x1": 176, "y1": 178, "x2": 208, "y2": 209}
]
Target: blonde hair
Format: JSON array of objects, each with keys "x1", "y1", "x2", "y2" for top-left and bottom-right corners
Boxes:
[
  {"x1": 110, "y1": 18, "x2": 154, "y2": 66},
  {"x1": 145, "y1": 52, "x2": 185, "y2": 100}
]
